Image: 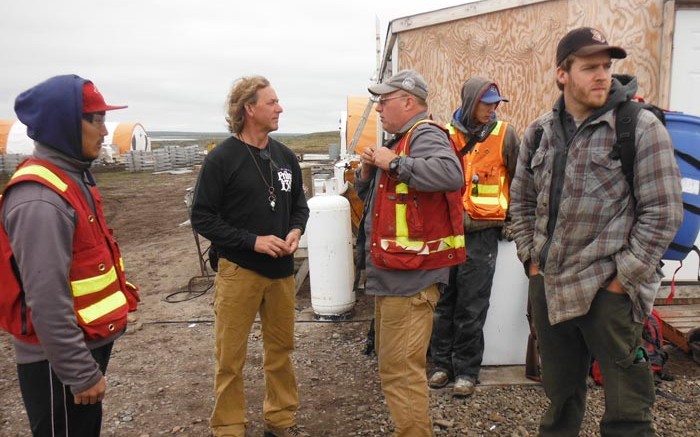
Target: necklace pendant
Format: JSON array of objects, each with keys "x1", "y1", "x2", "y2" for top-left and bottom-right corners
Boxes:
[{"x1": 270, "y1": 199, "x2": 276, "y2": 211}]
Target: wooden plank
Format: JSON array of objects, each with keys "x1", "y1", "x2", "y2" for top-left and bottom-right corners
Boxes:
[
  {"x1": 656, "y1": 304, "x2": 700, "y2": 352},
  {"x1": 655, "y1": 304, "x2": 700, "y2": 315},
  {"x1": 664, "y1": 317, "x2": 700, "y2": 324},
  {"x1": 659, "y1": 320, "x2": 699, "y2": 330},
  {"x1": 655, "y1": 297, "x2": 700, "y2": 305},
  {"x1": 658, "y1": 0, "x2": 675, "y2": 108},
  {"x1": 655, "y1": 283, "x2": 700, "y2": 305},
  {"x1": 663, "y1": 326, "x2": 690, "y2": 352},
  {"x1": 390, "y1": 0, "x2": 550, "y2": 33},
  {"x1": 294, "y1": 258, "x2": 309, "y2": 296}
]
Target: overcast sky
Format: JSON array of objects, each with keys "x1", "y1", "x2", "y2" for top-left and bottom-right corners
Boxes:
[{"x1": 1, "y1": 0, "x2": 472, "y2": 133}]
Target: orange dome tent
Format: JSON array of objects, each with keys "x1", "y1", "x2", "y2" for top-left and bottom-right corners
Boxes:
[
  {"x1": 104, "y1": 122, "x2": 150, "y2": 154},
  {"x1": 0, "y1": 119, "x2": 13, "y2": 154}
]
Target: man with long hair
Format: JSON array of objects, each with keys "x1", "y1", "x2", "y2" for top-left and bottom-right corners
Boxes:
[{"x1": 191, "y1": 75, "x2": 309, "y2": 437}]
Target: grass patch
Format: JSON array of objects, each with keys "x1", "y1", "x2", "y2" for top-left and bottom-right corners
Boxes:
[
  {"x1": 150, "y1": 131, "x2": 340, "y2": 155},
  {"x1": 272, "y1": 131, "x2": 339, "y2": 154}
]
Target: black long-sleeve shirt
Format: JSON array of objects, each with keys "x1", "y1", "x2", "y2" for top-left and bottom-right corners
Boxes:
[{"x1": 191, "y1": 136, "x2": 309, "y2": 279}]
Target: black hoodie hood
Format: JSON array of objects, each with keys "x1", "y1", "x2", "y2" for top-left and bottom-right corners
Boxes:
[{"x1": 14, "y1": 74, "x2": 86, "y2": 161}]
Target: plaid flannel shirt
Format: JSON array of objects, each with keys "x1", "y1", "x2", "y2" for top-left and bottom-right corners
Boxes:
[{"x1": 510, "y1": 104, "x2": 682, "y2": 325}]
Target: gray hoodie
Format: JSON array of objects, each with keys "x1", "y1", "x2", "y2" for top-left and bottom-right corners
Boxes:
[{"x1": 3, "y1": 75, "x2": 122, "y2": 394}]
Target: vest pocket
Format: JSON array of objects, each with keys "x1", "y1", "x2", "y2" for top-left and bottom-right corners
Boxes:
[{"x1": 378, "y1": 193, "x2": 424, "y2": 240}]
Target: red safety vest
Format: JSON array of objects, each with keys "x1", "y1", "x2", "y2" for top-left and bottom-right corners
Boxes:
[
  {"x1": 370, "y1": 120, "x2": 466, "y2": 270},
  {"x1": 448, "y1": 121, "x2": 510, "y2": 220},
  {"x1": 0, "y1": 158, "x2": 139, "y2": 344}
]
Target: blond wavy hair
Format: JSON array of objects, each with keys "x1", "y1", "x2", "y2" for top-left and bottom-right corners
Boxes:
[{"x1": 225, "y1": 75, "x2": 270, "y2": 134}]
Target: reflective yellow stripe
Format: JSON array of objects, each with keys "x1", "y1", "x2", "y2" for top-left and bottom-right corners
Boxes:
[
  {"x1": 119, "y1": 257, "x2": 124, "y2": 272},
  {"x1": 471, "y1": 197, "x2": 500, "y2": 205},
  {"x1": 386, "y1": 119, "x2": 464, "y2": 255},
  {"x1": 490, "y1": 120, "x2": 503, "y2": 136},
  {"x1": 71, "y1": 266, "x2": 118, "y2": 297},
  {"x1": 77, "y1": 292, "x2": 127, "y2": 323},
  {"x1": 476, "y1": 184, "x2": 499, "y2": 195},
  {"x1": 395, "y1": 182, "x2": 410, "y2": 237},
  {"x1": 500, "y1": 192, "x2": 508, "y2": 209},
  {"x1": 11, "y1": 165, "x2": 68, "y2": 192},
  {"x1": 471, "y1": 175, "x2": 509, "y2": 209},
  {"x1": 394, "y1": 235, "x2": 428, "y2": 251},
  {"x1": 395, "y1": 203, "x2": 409, "y2": 237},
  {"x1": 383, "y1": 234, "x2": 465, "y2": 253},
  {"x1": 434, "y1": 235, "x2": 465, "y2": 250}
]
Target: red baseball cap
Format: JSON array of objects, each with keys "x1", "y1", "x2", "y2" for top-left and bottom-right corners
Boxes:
[{"x1": 82, "y1": 81, "x2": 127, "y2": 114}]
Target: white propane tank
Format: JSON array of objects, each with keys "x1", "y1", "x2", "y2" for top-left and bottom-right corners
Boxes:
[{"x1": 306, "y1": 191, "x2": 355, "y2": 318}]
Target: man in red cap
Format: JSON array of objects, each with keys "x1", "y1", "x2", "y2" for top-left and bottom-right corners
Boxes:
[
  {"x1": 1, "y1": 75, "x2": 139, "y2": 436},
  {"x1": 510, "y1": 27, "x2": 682, "y2": 436}
]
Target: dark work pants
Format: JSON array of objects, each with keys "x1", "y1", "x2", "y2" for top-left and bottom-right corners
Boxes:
[
  {"x1": 430, "y1": 227, "x2": 499, "y2": 381},
  {"x1": 528, "y1": 274, "x2": 655, "y2": 437},
  {"x1": 17, "y1": 342, "x2": 113, "y2": 437}
]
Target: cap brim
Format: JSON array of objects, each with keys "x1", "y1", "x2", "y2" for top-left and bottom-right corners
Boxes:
[
  {"x1": 85, "y1": 104, "x2": 128, "y2": 114},
  {"x1": 574, "y1": 45, "x2": 627, "y2": 60},
  {"x1": 481, "y1": 96, "x2": 509, "y2": 104},
  {"x1": 368, "y1": 83, "x2": 400, "y2": 96},
  {"x1": 104, "y1": 104, "x2": 128, "y2": 111}
]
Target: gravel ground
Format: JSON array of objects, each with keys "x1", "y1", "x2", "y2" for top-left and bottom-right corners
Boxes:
[{"x1": 2, "y1": 291, "x2": 699, "y2": 437}]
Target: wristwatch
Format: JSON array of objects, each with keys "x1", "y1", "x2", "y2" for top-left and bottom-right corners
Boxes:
[{"x1": 389, "y1": 157, "x2": 401, "y2": 177}]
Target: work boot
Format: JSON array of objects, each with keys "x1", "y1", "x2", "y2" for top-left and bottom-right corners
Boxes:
[
  {"x1": 428, "y1": 370, "x2": 450, "y2": 389},
  {"x1": 453, "y1": 376, "x2": 476, "y2": 397},
  {"x1": 263, "y1": 424, "x2": 309, "y2": 437}
]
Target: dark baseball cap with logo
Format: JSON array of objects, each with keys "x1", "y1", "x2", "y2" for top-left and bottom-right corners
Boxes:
[{"x1": 556, "y1": 27, "x2": 627, "y2": 66}]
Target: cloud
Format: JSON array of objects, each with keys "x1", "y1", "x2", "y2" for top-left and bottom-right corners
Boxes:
[{"x1": 0, "y1": 0, "x2": 468, "y2": 133}]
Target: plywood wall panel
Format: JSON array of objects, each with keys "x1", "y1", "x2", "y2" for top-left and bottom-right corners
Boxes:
[{"x1": 393, "y1": 0, "x2": 665, "y2": 134}]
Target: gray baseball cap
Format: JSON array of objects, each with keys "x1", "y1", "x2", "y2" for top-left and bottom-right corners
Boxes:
[{"x1": 368, "y1": 70, "x2": 428, "y2": 100}]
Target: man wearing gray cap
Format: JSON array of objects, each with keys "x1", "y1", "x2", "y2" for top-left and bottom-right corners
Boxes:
[
  {"x1": 510, "y1": 27, "x2": 682, "y2": 436},
  {"x1": 355, "y1": 69, "x2": 465, "y2": 436}
]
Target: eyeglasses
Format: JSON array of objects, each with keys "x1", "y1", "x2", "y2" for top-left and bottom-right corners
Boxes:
[{"x1": 374, "y1": 94, "x2": 410, "y2": 106}]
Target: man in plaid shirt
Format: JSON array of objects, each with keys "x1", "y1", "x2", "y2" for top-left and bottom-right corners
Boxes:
[{"x1": 510, "y1": 27, "x2": 682, "y2": 436}]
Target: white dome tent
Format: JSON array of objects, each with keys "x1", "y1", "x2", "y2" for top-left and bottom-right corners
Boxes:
[
  {"x1": 0, "y1": 120, "x2": 33, "y2": 155},
  {"x1": 0, "y1": 119, "x2": 150, "y2": 157}
]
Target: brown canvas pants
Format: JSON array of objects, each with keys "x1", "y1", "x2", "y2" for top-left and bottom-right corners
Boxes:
[
  {"x1": 210, "y1": 259, "x2": 299, "y2": 437},
  {"x1": 375, "y1": 284, "x2": 440, "y2": 437}
]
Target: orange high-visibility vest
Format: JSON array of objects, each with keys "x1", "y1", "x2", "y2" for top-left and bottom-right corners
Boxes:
[
  {"x1": 448, "y1": 121, "x2": 510, "y2": 220},
  {"x1": 370, "y1": 120, "x2": 466, "y2": 271},
  {"x1": 0, "y1": 158, "x2": 139, "y2": 344}
]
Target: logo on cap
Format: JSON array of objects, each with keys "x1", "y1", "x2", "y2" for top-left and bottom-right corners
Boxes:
[
  {"x1": 402, "y1": 78, "x2": 416, "y2": 91},
  {"x1": 590, "y1": 28, "x2": 606, "y2": 44}
]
